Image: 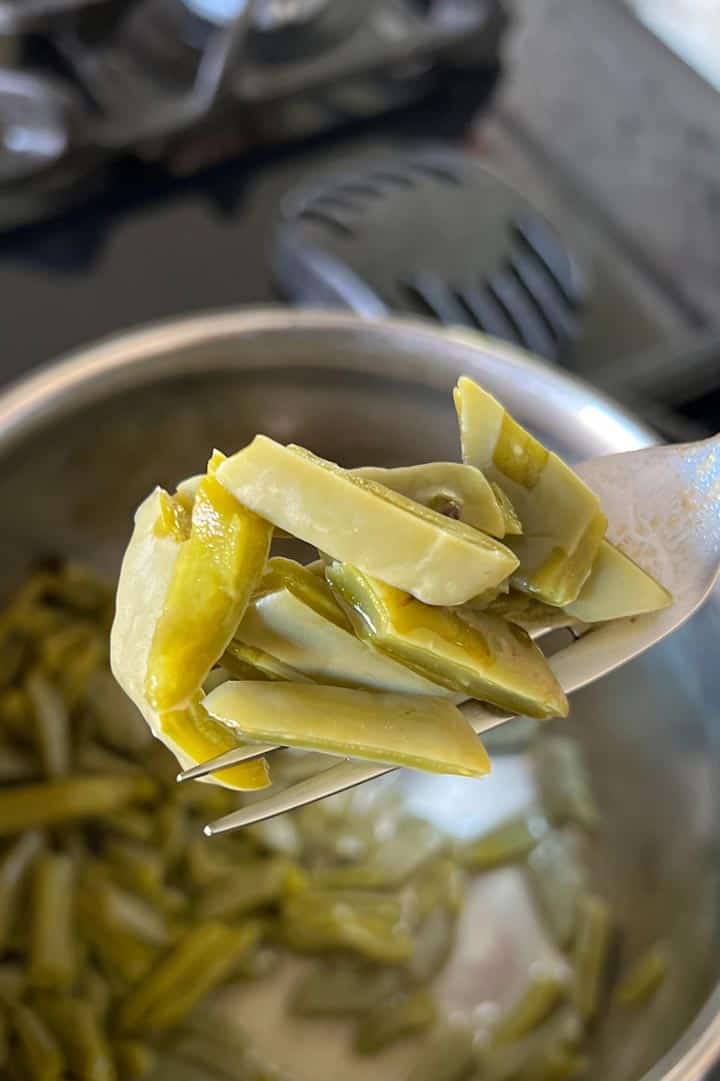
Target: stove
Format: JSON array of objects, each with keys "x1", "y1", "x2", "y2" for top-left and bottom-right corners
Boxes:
[
  {"x1": 0, "y1": 0, "x2": 506, "y2": 229},
  {"x1": 0, "y1": 0, "x2": 716, "y2": 443}
]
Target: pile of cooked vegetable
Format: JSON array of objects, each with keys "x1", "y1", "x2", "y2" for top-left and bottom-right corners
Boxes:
[
  {"x1": 0, "y1": 562, "x2": 668, "y2": 1079},
  {"x1": 111, "y1": 376, "x2": 671, "y2": 792}
]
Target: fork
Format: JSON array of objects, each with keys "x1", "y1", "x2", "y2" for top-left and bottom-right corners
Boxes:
[{"x1": 178, "y1": 435, "x2": 720, "y2": 836}]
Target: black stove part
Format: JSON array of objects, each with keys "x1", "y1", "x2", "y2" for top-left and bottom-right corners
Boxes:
[
  {"x1": 56, "y1": 0, "x2": 368, "y2": 141},
  {"x1": 272, "y1": 145, "x2": 587, "y2": 365},
  {"x1": 0, "y1": 18, "x2": 505, "y2": 234},
  {"x1": 55, "y1": 0, "x2": 250, "y2": 147},
  {"x1": 183, "y1": 0, "x2": 332, "y2": 30},
  {"x1": 63, "y1": 0, "x2": 500, "y2": 139},
  {"x1": 593, "y1": 332, "x2": 720, "y2": 440},
  {"x1": 0, "y1": 0, "x2": 507, "y2": 230},
  {"x1": 0, "y1": 0, "x2": 109, "y2": 34},
  {"x1": 0, "y1": 68, "x2": 80, "y2": 184},
  {"x1": 0, "y1": 57, "x2": 497, "y2": 244},
  {"x1": 244, "y1": 0, "x2": 365, "y2": 66},
  {"x1": 598, "y1": 332, "x2": 720, "y2": 412}
]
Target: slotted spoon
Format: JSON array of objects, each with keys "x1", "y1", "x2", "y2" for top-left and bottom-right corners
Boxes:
[{"x1": 179, "y1": 434, "x2": 720, "y2": 836}]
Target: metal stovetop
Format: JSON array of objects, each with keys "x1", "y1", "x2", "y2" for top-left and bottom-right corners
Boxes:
[{"x1": 0, "y1": 0, "x2": 717, "y2": 437}]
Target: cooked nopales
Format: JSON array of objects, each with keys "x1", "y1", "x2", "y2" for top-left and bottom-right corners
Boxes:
[
  {"x1": 566, "y1": 540, "x2": 671, "y2": 622},
  {"x1": 0, "y1": 560, "x2": 670, "y2": 1080},
  {"x1": 111, "y1": 461, "x2": 272, "y2": 792},
  {"x1": 454, "y1": 376, "x2": 608, "y2": 607},
  {"x1": 352, "y1": 462, "x2": 522, "y2": 537},
  {"x1": 215, "y1": 437, "x2": 519, "y2": 606},
  {"x1": 235, "y1": 558, "x2": 456, "y2": 696},
  {"x1": 325, "y1": 562, "x2": 568, "y2": 720},
  {"x1": 111, "y1": 375, "x2": 671, "y2": 789},
  {"x1": 203, "y1": 682, "x2": 491, "y2": 778}
]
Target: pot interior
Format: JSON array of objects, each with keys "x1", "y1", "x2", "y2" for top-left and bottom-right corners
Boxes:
[{"x1": 1, "y1": 321, "x2": 718, "y2": 1081}]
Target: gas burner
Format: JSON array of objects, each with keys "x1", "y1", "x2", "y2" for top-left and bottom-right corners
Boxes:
[
  {"x1": 184, "y1": 0, "x2": 332, "y2": 31},
  {"x1": 0, "y1": 0, "x2": 508, "y2": 228},
  {"x1": 0, "y1": 69, "x2": 82, "y2": 184},
  {"x1": 0, "y1": 0, "x2": 108, "y2": 33},
  {"x1": 62, "y1": 0, "x2": 361, "y2": 119},
  {"x1": 250, "y1": 0, "x2": 331, "y2": 31}
]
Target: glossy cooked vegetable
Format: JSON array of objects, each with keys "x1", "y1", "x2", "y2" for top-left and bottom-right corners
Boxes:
[
  {"x1": 220, "y1": 641, "x2": 312, "y2": 684},
  {"x1": 164, "y1": 1005, "x2": 299, "y2": 1081},
  {"x1": 534, "y1": 738, "x2": 600, "y2": 833},
  {"x1": 527, "y1": 835, "x2": 586, "y2": 949},
  {"x1": 118, "y1": 922, "x2": 259, "y2": 1034},
  {"x1": 404, "y1": 1026, "x2": 477, "y2": 1081},
  {"x1": 38, "y1": 996, "x2": 116, "y2": 1081},
  {"x1": 490, "y1": 483, "x2": 524, "y2": 538},
  {"x1": 0, "y1": 831, "x2": 43, "y2": 950},
  {"x1": 565, "y1": 541, "x2": 672, "y2": 623},
  {"x1": 457, "y1": 812, "x2": 549, "y2": 870},
  {"x1": 410, "y1": 857, "x2": 465, "y2": 920},
  {"x1": 280, "y1": 888, "x2": 414, "y2": 963},
  {"x1": 0, "y1": 562, "x2": 489, "y2": 1080},
  {"x1": 481, "y1": 592, "x2": 579, "y2": 633},
  {"x1": 26, "y1": 670, "x2": 70, "y2": 779},
  {"x1": 0, "y1": 775, "x2": 155, "y2": 836},
  {"x1": 78, "y1": 882, "x2": 160, "y2": 985},
  {"x1": 203, "y1": 681, "x2": 491, "y2": 777},
  {"x1": 236, "y1": 559, "x2": 451, "y2": 696},
  {"x1": 454, "y1": 375, "x2": 607, "y2": 606},
  {"x1": 491, "y1": 968, "x2": 567, "y2": 1045},
  {"x1": 326, "y1": 563, "x2": 568, "y2": 719},
  {"x1": 0, "y1": 1006, "x2": 7, "y2": 1069},
  {"x1": 314, "y1": 816, "x2": 446, "y2": 889},
  {"x1": 409, "y1": 906, "x2": 457, "y2": 984},
  {"x1": 289, "y1": 963, "x2": 403, "y2": 1017},
  {"x1": 195, "y1": 857, "x2": 304, "y2": 919},
  {"x1": 354, "y1": 988, "x2": 436, "y2": 1053},
  {"x1": 256, "y1": 556, "x2": 354, "y2": 630},
  {"x1": 10, "y1": 1000, "x2": 65, "y2": 1081},
  {"x1": 484, "y1": 543, "x2": 670, "y2": 629},
  {"x1": 352, "y1": 463, "x2": 521, "y2": 537},
  {"x1": 614, "y1": 943, "x2": 668, "y2": 1008},
  {"x1": 573, "y1": 896, "x2": 612, "y2": 1021},
  {"x1": 0, "y1": 745, "x2": 39, "y2": 784},
  {"x1": 216, "y1": 437, "x2": 518, "y2": 606},
  {"x1": 0, "y1": 567, "x2": 647, "y2": 1081},
  {"x1": 29, "y1": 852, "x2": 76, "y2": 991},
  {"x1": 164, "y1": 1033, "x2": 264, "y2": 1081},
  {"x1": 111, "y1": 484, "x2": 271, "y2": 791},
  {"x1": 479, "y1": 1008, "x2": 584, "y2": 1081},
  {"x1": 114, "y1": 376, "x2": 672, "y2": 796},
  {"x1": 82, "y1": 866, "x2": 171, "y2": 947},
  {"x1": 488, "y1": 1046, "x2": 583, "y2": 1081},
  {"x1": 148, "y1": 460, "x2": 272, "y2": 711},
  {"x1": 0, "y1": 963, "x2": 29, "y2": 1001},
  {"x1": 111, "y1": 1040, "x2": 156, "y2": 1081}
]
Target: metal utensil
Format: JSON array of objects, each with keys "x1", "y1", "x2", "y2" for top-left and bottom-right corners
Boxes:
[
  {"x1": 174, "y1": 433, "x2": 720, "y2": 834},
  {"x1": 2, "y1": 311, "x2": 720, "y2": 1081}
]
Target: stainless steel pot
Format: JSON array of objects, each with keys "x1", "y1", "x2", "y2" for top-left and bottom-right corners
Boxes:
[{"x1": 0, "y1": 309, "x2": 718, "y2": 1081}]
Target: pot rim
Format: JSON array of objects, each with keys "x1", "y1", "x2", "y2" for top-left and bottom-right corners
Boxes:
[
  {"x1": 0, "y1": 308, "x2": 654, "y2": 457},
  {"x1": 0, "y1": 306, "x2": 716, "y2": 1081}
]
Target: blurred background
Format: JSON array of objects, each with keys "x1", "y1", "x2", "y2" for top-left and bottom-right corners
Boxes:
[{"x1": 0, "y1": 0, "x2": 718, "y2": 440}]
